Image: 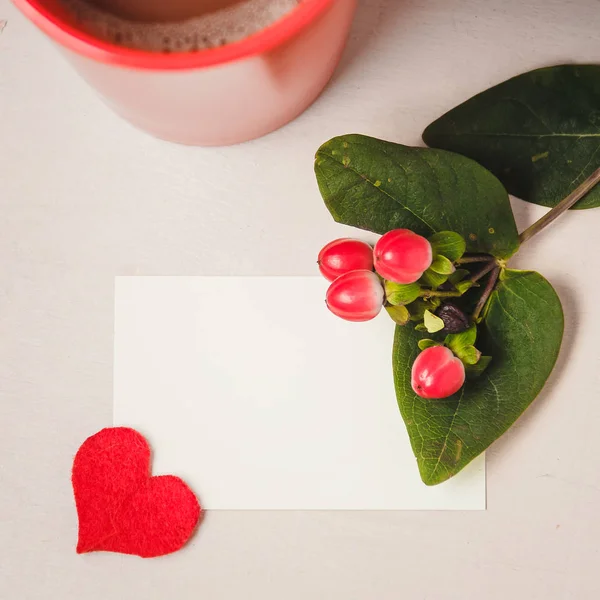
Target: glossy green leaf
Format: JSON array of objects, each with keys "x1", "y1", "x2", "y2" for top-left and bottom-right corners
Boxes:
[
  {"x1": 385, "y1": 282, "x2": 421, "y2": 306},
  {"x1": 445, "y1": 325, "x2": 477, "y2": 354},
  {"x1": 418, "y1": 339, "x2": 440, "y2": 351},
  {"x1": 430, "y1": 255, "x2": 456, "y2": 275},
  {"x1": 429, "y1": 231, "x2": 467, "y2": 261},
  {"x1": 456, "y1": 345, "x2": 482, "y2": 366},
  {"x1": 419, "y1": 268, "x2": 448, "y2": 289},
  {"x1": 393, "y1": 269, "x2": 564, "y2": 485},
  {"x1": 315, "y1": 135, "x2": 520, "y2": 258},
  {"x1": 423, "y1": 65, "x2": 600, "y2": 209},
  {"x1": 386, "y1": 305, "x2": 411, "y2": 326}
]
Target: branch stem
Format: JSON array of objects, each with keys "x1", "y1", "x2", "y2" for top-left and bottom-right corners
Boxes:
[
  {"x1": 470, "y1": 260, "x2": 498, "y2": 284},
  {"x1": 519, "y1": 166, "x2": 600, "y2": 244},
  {"x1": 419, "y1": 290, "x2": 463, "y2": 299},
  {"x1": 456, "y1": 254, "x2": 495, "y2": 264},
  {"x1": 472, "y1": 267, "x2": 500, "y2": 322}
]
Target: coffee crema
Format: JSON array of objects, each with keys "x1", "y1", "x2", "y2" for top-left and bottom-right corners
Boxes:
[{"x1": 59, "y1": 0, "x2": 301, "y2": 53}]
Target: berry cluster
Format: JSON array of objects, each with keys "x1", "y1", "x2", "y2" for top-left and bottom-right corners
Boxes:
[{"x1": 318, "y1": 229, "x2": 491, "y2": 400}]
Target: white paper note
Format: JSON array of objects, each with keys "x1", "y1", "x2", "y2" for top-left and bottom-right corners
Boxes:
[{"x1": 114, "y1": 277, "x2": 485, "y2": 510}]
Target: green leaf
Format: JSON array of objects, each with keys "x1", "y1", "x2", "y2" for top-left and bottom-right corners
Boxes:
[
  {"x1": 423, "y1": 65, "x2": 600, "y2": 209},
  {"x1": 445, "y1": 325, "x2": 477, "y2": 354},
  {"x1": 393, "y1": 269, "x2": 564, "y2": 485},
  {"x1": 445, "y1": 324, "x2": 482, "y2": 366},
  {"x1": 418, "y1": 339, "x2": 440, "y2": 351},
  {"x1": 466, "y1": 356, "x2": 493, "y2": 379},
  {"x1": 408, "y1": 299, "x2": 433, "y2": 322},
  {"x1": 315, "y1": 135, "x2": 520, "y2": 258},
  {"x1": 429, "y1": 297, "x2": 442, "y2": 311},
  {"x1": 448, "y1": 269, "x2": 470, "y2": 285},
  {"x1": 424, "y1": 310, "x2": 445, "y2": 333},
  {"x1": 455, "y1": 280, "x2": 475, "y2": 294},
  {"x1": 429, "y1": 255, "x2": 456, "y2": 275},
  {"x1": 419, "y1": 269, "x2": 448, "y2": 289},
  {"x1": 415, "y1": 323, "x2": 428, "y2": 332},
  {"x1": 456, "y1": 345, "x2": 482, "y2": 366},
  {"x1": 429, "y1": 231, "x2": 467, "y2": 261},
  {"x1": 386, "y1": 304, "x2": 411, "y2": 326},
  {"x1": 385, "y1": 282, "x2": 421, "y2": 306}
]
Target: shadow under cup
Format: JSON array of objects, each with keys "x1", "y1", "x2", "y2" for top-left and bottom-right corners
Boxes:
[{"x1": 13, "y1": 0, "x2": 358, "y2": 146}]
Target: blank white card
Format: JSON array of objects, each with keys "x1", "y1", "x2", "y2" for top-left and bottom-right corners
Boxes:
[{"x1": 114, "y1": 277, "x2": 485, "y2": 510}]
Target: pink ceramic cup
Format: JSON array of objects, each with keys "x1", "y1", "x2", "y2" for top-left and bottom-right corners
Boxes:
[{"x1": 13, "y1": 0, "x2": 357, "y2": 145}]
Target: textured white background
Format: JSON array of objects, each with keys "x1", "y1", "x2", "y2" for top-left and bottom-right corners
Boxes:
[{"x1": 1, "y1": 0, "x2": 600, "y2": 598}]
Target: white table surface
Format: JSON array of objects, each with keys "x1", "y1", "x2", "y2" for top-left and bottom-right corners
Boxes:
[{"x1": 2, "y1": 1, "x2": 600, "y2": 598}]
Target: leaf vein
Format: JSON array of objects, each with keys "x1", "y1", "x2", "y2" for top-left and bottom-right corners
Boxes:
[
  {"x1": 503, "y1": 282, "x2": 550, "y2": 306},
  {"x1": 508, "y1": 97, "x2": 554, "y2": 134},
  {"x1": 319, "y1": 151, "x2": 435, "y2": 233},
  {"x1": 486, "y1": 373, "x2": 502, "y2": 414},
  {"x1": 569, "y1": 143, "x2": 600, "y2": 186},
  {"x1": 495, "y1": 295, "x2": 535, "y2": 342},
  {"x1": 430, "y1": 132, "x2": 600, "y2": 139}
]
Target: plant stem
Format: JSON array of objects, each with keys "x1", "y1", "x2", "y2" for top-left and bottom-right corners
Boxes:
[
  {"x1": 472, "y1": 267, "x2": 500, "y2": 322},
  {"x1": 470, "y1": 260, "x2": 497, "y2": 284},
  {"x1": 519, "y1": 166, "x2": 600, "y2": 244},
  {"x1": 419, "y1": 290, "x2": 463, "y2": 299},
  {"x1": 456, "y1": 254, "x2": 495, "y2": 264}
]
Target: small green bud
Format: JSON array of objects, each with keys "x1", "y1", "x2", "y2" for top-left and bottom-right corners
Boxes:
[
  {"x1": 424, "y1": 310, "x2": 445, "y2": 333},
  {"x1": 385, "y1": 304, "x2": 411, "y2": 326}
]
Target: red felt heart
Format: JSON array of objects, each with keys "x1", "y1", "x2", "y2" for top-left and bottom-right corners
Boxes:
[{"x1": 72, "y1": 427, "x2": 201, "y2": 558}]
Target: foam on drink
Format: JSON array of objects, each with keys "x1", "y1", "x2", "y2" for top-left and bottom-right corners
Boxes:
[{"x1": 59, "y1": 0, "x2": 301, "y2": 53}]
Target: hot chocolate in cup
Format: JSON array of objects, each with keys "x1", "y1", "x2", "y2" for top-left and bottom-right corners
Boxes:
[{"x1": 13, "y1": 0, "x2": 358, "y2": 146}]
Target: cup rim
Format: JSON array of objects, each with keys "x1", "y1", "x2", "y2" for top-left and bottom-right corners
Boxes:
[{"x1": 13, "y1": 0, "x2": 337, "y2": 70}]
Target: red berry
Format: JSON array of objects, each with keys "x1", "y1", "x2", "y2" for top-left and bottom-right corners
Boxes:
[
  {"x1": 411, "y1": 346, "x2": 465, "y2": 399},
  {"x1": 318, "y1": 238, "x2": 374, "y2": 282},
  {"x1": 326, "y1": 270, "x2": 384, "y2": 322},
  {"x1": 373, "y1": 229, "x2": 433, "y2": 284}
]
